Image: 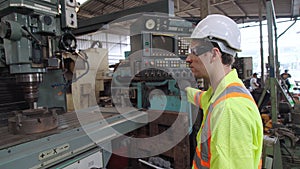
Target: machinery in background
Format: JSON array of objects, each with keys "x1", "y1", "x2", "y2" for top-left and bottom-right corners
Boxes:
[
  {"x1": 233, "y1": 56, "x2": 253, "y2": 81},
  {"x1": 111, "y1": 14, "x2": 197, "y2": 169},
  {"x1": 233, "y1": 56, "x2": 300, "y2": 168},
  {"x1": 0, "y1": 1, "x2": 147, "y2": 169},
  {"x1": 0, "y1": 0, "x2": 79, "y2": 134},
  {"x1": 257, "y1": 2, "x2": 300, "y2": 168},
  {"x1": 113, "y1": 14, "x2": 195, "y2": 111}
]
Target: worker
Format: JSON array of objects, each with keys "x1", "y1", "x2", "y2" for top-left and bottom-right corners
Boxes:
[
  {"x1": 250, "y1": 73, "x2": 260, "y2": 92},
  {"x1": 249, "y1": 73, "x2": 261, "y2": 103},
  {"x1": 185, "y1": 14, "x2": 263, "y2": 169},
  {"x1": 281, "y1": 69, "x2": 292, "y2": 90}
]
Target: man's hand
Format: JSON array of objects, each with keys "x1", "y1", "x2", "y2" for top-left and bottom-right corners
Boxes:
[{"x1": 178, "y1": 80, "x2": 194, "y2": 91}]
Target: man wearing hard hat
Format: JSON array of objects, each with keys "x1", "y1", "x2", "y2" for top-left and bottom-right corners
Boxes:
[{"x1": 185, "y1": 14, "x2": 263, "y2": 169}]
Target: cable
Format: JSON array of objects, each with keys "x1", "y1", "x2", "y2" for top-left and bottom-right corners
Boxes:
[
  {"x1": 21, "y1": 26, "x2": 42, "y2": 45},
  {"x1": 138, "y1": 159, "x2": 166, "y2": 169},
  {"x1": 51, "y1": 51, "x2": 89, "y2": 95},
  {"x1": 72, "y1": 51, "x2": 89, "y2": 83}
]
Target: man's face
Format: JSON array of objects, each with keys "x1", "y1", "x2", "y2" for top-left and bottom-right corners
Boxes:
[{"x1": 186, "y1": 40, "x2": 212, "y2": 79}]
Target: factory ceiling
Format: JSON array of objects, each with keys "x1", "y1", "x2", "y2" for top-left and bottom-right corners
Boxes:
[{"x1": 77, "y1": 0, "x2": 300, "y2": 24}]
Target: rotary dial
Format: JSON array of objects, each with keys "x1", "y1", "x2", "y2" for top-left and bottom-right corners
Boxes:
[{"x1": 145, "y1": 19, "x2": 156, "y2": 30}]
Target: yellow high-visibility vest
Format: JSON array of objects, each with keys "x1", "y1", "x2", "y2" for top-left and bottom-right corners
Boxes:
[{"x1": 187, "y1": 69, "x2": 263, "y2": 169}]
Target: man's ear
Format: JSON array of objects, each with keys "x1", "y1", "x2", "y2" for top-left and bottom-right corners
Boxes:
[
  {"x1": 213, "y1": 47, "x2": 222, "y2": 56},
  {"x1": 210, "y1": 47, "x2": 220, "y2": 63}
]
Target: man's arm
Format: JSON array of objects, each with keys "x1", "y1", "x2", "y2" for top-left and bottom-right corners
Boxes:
[
  {"x1": 186, "y1": 87, "x2": 204, "y2": 107},
  {"x1": 253, "y1": 79, "x2": 259, "y2": 87}
]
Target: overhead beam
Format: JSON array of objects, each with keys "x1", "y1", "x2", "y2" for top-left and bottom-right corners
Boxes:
[
  {"x1": 96, "y1": 0, "x2": 123, "y2": 10},
  {"x1": 135, "y1": 0, "x2": 147, "y2": 5},
  {"x1": 211, "y1": 0, "x2": 232, "y2": 6},
  {"x1": 175, "y1": 0, "x2": 198, "y2": 15},
  {"x1": 78, "y1": 8, "x2": 100, "y2": 18},
  {"x1": 176, "y1": 0, "x2": 180, "y2": 12},
  {"x1": 78, "y1": 12, "x2": 96, "y2": 18},
  {"x1": 176, "y1": 7, "x2": 200, "y2": 14},
  {"x1": 213, "y1": 5, "x2": 227, "y2": 15},
  {"x1": 232, "y1": 1, "x2": 247, "y2": 16},
  {"x1": 181, "y1": 0, "x2": 198, "y2": 11},
  {"x1": 293, "y1": 0, "x2": 300, "y2": 16},
  {"x1": 73, "y1": 0, "x2": 175, "y2": 36},
  {"x1": 200, "y1": 0, "x2": 210, "y2": 19},
  {"x1": 210, "y1": 0, "x2": 246, "y2": 17}
]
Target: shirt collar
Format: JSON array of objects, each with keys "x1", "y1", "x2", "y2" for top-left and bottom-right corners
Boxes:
[{"x1": 209, "y1": 69, "x2": 241, "y2": 103}]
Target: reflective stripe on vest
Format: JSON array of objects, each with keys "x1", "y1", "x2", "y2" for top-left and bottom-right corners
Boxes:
[
  {"x1": 194, "y1": 90, "x2": 204, "y2": 109},
  {"x1": 193, "y1": 83, "x2": 255, "y2": 169}
]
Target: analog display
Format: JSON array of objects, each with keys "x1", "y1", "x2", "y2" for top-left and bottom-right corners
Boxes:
[{"x1": 145, "y1": 19, "x2": 156, "y2": 30}]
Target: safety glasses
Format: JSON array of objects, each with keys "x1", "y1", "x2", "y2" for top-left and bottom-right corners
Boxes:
[{"x1": 188, "y1": 38, "x2": 214, "y2": 56}]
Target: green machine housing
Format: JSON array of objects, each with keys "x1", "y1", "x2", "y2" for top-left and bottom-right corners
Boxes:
[
  {"x1": 0, "y1": 0, "x2": 79, "y2": 110},
  {"x1": 112, "y1": 14, "x2": 198, "y2": 130}
]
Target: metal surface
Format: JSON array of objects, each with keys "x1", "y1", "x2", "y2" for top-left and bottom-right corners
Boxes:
[
  {"x1": 8, "y1": 108, "x2": 58, "y2": 134},
  {"x1": 132, "y1": 111, "x2": 190, "y2": 169},
  {"x1": 233, "y1": 57, "x2": 253, "y2": 80},
  {"x1": 138, "y1": 158, "x2": 170, "y2": 169},
  {"x1": 73, "y1": 0, "x2": 175, "y2": 36},
  {"x1": 1, "y1": 1, "x2": 57, "y2": 74},
  {"x1": 262, "y1": 1, "x2": 283, "y2": 168},
  {"x1": 37, "y1": 70, "x2": 67, "y2": 110},
  {"x1": 57, "y1": 149, "x2": 103, "y2": 169},
  {"x1": 15, "y1": 73, "x2": 43, "y2": 107},
  {"x1": 259, "y1": 0, "x2": 265, "y2": 87},
  {"x1": 0, "y1": 0, "x2": 59, "y2": 17},
  {"x1": 110, "y1": 13, "x2": 195, "y2": 168},
  {"x1": 258, "y1": 2, "x2": 299, "y2": 168},
  {"x1": 266, "y1": 0, "x2": 278, "y2": 126},
  {"x1": 200, "y1": 0, "x2": 210, "y2": 19},
  {"x1": 0, "y1": 77, "x2": 28, "y2": 127},
  {"x1": 0, "y1": 1, "x2": 147, "y2": 169},
  {"x1": 0, "y1": 106, "x2": 147, "y2": 169},
  {"x1": 77, "y1": 0, "x2": 300, "y2": 24},
  {"x1": 0, "y1": 0, "x2": 79, "y2": 111},
  {"x1": 15, "y1": 73, "x2": 43, "y2": 83}
]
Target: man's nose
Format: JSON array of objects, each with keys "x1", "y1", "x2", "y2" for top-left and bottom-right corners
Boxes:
[{"x1": 186, "y1": 54, "x2": 192, "y2": 63}]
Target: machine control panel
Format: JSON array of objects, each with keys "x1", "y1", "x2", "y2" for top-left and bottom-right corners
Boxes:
[
  {"x1": 178, "y1": 36, "x2": 190, "y2": 55},
  {"x1": 128, "y1": 14, "x2": 194, "y2": 81},
  {"x1": 143, "y1": 58, "x2": 189, "y2": 68},
  {"x1": 131, "y1": 57, "x2": 193, "y2": 80},
  {"x1": 141, "y1": 17, "x2": 194, "y2": 33}
]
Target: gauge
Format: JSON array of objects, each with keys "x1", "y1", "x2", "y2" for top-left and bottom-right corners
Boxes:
[{"x1": 145, "y1": 19, "x2": 156, "y2": 30}]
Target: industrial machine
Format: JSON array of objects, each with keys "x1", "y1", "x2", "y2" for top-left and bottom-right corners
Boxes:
[
  {"x1": 0, "y1": 1, "x2": 147, "y2": 168},
  {"x1": 111, "y1": 13, "x2": 198, "y2": 168},
  {"x1": 0, "y1": 0, "x2": 79, "y2": 133},
  {"x1": 252, "y1": 2, "x2": 300, "y2": 168},
  {"x1": 233, "y1": 56, "x2": 253, "y2": 80},
  {"x1": 113, "y1": 13, "x2": 195, "y2": 111}
]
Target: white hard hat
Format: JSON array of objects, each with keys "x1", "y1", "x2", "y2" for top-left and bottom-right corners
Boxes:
[{"x1": 190, "y1": 14, "x2": 241, "y2": 54}]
